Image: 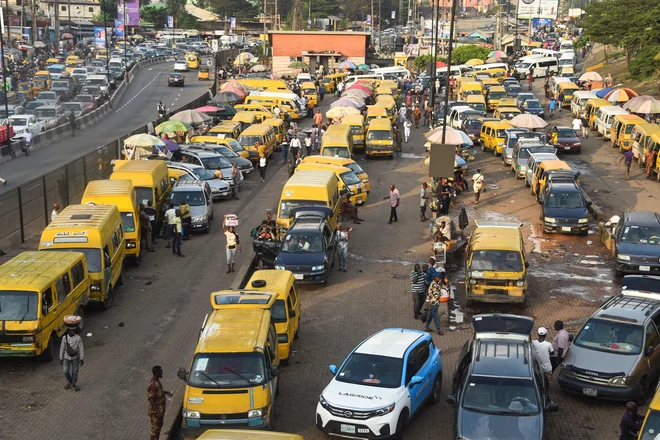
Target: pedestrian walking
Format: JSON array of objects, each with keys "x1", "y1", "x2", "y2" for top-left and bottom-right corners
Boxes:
[
  {"x1": 68, "y1": 112, "x2": 77, "y2": 137},
  {"x1": 335, "y1": 223, "x2": 352, "y2": 272},
  {"x1": 619, "y1": 402, "x2": 643, "y2": 440},
  {"x1": 549, "y1": 97, "x2": 557, "y2": 118},
  {"x1": 550, "y1": 320, "x2": 570, "y2": 372},
  {"x1": 148, "y1": 366, "x2": 173, "y2": 440},
  {"x1": 179, "y1": 200, "x2": 191, "y2": 240},
  {"x1": 398, "y1": 106, "x2": 406, "y2": 126},
  {"x1": 59, "y1": 315, "x2": 84, "y2": 391},
  {"x1": 385, "y1": 184, "x2": 400, "y2": 224},
  {"x1": 304, "y1": 132, "x2": 312, "y2": 156},
  {"x1": 439, "y1": 178, "x2": 451, "y2": 216},
  {"x1": 420, "y1": 182, "x2": 429, "y2": 221},
  {"x1": 164, "y1": 203, "x2": 175, "y2": 248},
  {"x1": 423, "y1": 273, "x2": 444, "y2": 335},
  {"x1": 471, "y1": 169, "x2": 485, "y2": 204},
  {"x1": 532, "y1": 327, "x2": 554, "y2": 404},
  {"x1": 572, "y1": 116, "x2": 583, "y2": 138},
  {"x1": 413, "y1": 105, "x2": 421, "y2": 128},
  {"x1": 313, "y1": 109, "x2": 323, "y2": 127},
  {"x1": 172, "y1": 209, "x2": 184, "y2": 257},
  {"x1": 557, "y1": 93, "x2": 564, "y2": 111},
  {"x1": 23, "y1": 129, "x2": 32, "y2": 156},
  {"x1": 528, "y1": 72, "x2": 534, "y2": 91},
  {"x1": 231, "y1": 163, "x2": 240, "y2": 199},
  {"x1": 620, "y1": 149, "x2": 635, "y2": 180},
  {"x1": 404, "y1": 118, "x2": 412, "y2": 143},
  {"x1": 139, "y1": 204, "x2": 155, "y2": 252},
  {"x1": 223, "y1": 224, "x2": 240, "y2": 273},
  {"x1": 580, "y1": 113, "x2": 589, "y2": 138},
  {"x1": 410, "y1": 263, "x2": 426, "y2": 319},
  {"x1": 145, "y1": 201, "x2": 158, "y2": 244},
  {"x1": 258, "y1": 154, "x2": 267, "y2": 181},
  {"x1": 289, "y1": 133, "x2": 301, "y2": 158}
]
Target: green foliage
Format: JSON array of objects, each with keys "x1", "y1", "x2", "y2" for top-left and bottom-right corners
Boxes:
[
  {"x1": 450, "y1": 45, "x2": 491, "y2": 64},
  {"x1": 207, "y1": 0, "x2": 258, "y2": 21},
  {"x1": 572, "y1": 36, "x2": 588, "y2": 50},
  {"x1": 141, "y1": 5, "x2": 168, "y2": 28},
  {"x1": 581, "y1": 0, "x2": 660, "y2": 79},
  {"x1": 411, "y1": 54, "x2": 446, "y2": 72}
]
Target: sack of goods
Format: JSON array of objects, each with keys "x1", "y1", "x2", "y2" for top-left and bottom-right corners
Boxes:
[{"x1": 63, "y1": 315, "x2": 82, "y2": 327}]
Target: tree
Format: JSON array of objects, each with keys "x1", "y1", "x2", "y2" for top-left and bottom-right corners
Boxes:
[{"x1": 450, "y1": 45, "x2": 490, "y2": 64}]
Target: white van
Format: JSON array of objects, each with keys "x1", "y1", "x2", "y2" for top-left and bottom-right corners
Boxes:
[
  {"x1": 558, "y1": 53, "x2": 576, "y2": 70},
  {"x1": 530, "y1": 49, "x2": 561, "y2": 58},
  {"x1": 449, "y1": 106, "x2": 483, "y2": 130},
  {"x1": 559, "y1": 40, "x2": 574, "y2": 51},
  {"x1": 515, "y1": 58, "x2": 559, "y2": 78},
  {"x1": 344, "y1": 74, "x2": 385, "y2": 89},
  {"x1": 595, "y1": 106, "x2": 628, "y2": 139},
  {"x1": 571, "y1": 91, "x2": 597, "y2": 117},
  {"x1": 296, "y1": 73, "x2": 312, "y2": 84},
  {"x1": 85, "y1": 75, "x2": 110, "y2": 95},
  {"x1": 370, "y1": 66, "x2": 410, "y2": 78},
  {"x1": 469, "y1": 62, "x2": 508, "y2": 72}
]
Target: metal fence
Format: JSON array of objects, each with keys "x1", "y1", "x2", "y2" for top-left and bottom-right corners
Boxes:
[{"x1": 0, "y1": 49, "x2": 238, "y2": 253}]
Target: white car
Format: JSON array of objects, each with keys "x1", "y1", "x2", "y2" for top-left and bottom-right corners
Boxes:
[
  {"x1": 7, "y1": 115, "x2": 45, "y2": 138},
  {"x1": 316, "y1": 328, "x2": 443, "y2": 439},
  {"x1": 174, "y1": 61, "x2": 189, "y2": 72}
]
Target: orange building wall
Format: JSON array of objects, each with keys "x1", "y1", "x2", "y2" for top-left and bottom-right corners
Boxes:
[{"x1": 272, "y1": 34, "x2": 367, "y2": 58}]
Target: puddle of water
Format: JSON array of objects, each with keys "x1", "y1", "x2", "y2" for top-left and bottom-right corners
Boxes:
[
  {"x1": 529, "y1": 224, "x2": 543, "y2": 254},
  {"x1": 578, "y1": 259, "x2": 605, "y2": 265},
  {"x1": 400, "y1": 153, "x2": 427, "y2": 159},
  {"x1": 348, "y1": 252, "x2": 418, "y2": 266}
]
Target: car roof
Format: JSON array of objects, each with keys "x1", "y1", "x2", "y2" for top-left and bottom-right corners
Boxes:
[
  {"x1": 355, "y1": 328, "x2": 425, "y2": 358},
  {"x1": 547, "y1": 181, "x2": 580, "y2": 192},
  {"x1": 595, "y1": 293, "x2": 660, "y2": 324},
  {"x1": 624, "y1": 211, "x2": 660, "y2": 226},
  {"x1": 471, "y1": 221, "x2": 523, "y2": 252},
  {"x1": 471, "y1": 338, "x2": 532, "y2": 378},
  {"x1": 173, "y1": 179, "x2": 205, "y2": 190}
]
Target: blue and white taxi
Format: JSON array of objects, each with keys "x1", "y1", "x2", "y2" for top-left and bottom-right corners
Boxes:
[{"x1": 316, "y1": 328, "x2": 443, "y2": 439}]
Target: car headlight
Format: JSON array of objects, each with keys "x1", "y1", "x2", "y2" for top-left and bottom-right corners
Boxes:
[
  {"x1": 192, "y1": 215, "x2": 207, "y2": 223},
  {"x1": 183, "y1": 409, "x2": 200, "y2": 419},
  {"x1": 516, "y1": 280, "x2": 525, "y2": 287},
  {"x1": 373, "y1": 403, "x2": 396, "y2": 416},
  {"x1": 578, "y1": 218, "x2": 589, "y2": 224},
  {"x1": 319, "y1": 395, "x2": 330, "y2": 408},
  {"x1": 90, "y1": 284, "x2": 101, "y2": 291},
  {"x1": 363, "y1": 178, "x2": 370, "y2": 183},
  {"x1": 609, "y1": 376, "x2": 628, "y2": 385},
  {"x1": 544, "y1": 217, "x2": 556, "y2": 223},
  {"x1": 248, "y1": 409, "x2": 262, "y2": 418},
  {"x1": 277, "y1": 333, "x2": 289, "y2": 343},
  {"x1": 469, "y1": 279, "x2": 477, "y2": 284},
  {"x1": 312, "y1": 265, "x2": 325, "y2": 271},
  {"x1": 275, "y1": 265, "x2": 285, "y2": 270},
  {"x1": 126, "y1": 242, "x2": 136, "y2": 248},
  {"x1": 617, "y1": 254, "x2": 631, "y2": 261}
]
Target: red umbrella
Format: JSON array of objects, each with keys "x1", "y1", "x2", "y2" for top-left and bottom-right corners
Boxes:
[
  {"x1": 219, "y1": 83, "x2": 246, "y2": 98},
  {"x1": 436, "y1": 61, "x2": 446, "y2": 68},
  {"x1": 195, "y1": 105, "x2": 225, "y2": 113},
  {"x1": 345, "y1": 83, "x2": 373, "y2": 95}
]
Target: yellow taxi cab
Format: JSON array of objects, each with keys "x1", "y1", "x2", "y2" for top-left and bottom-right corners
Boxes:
[
  {"x1": 610, "y1": 114, "x2": 645, "y2": 151},
  {"x1": 557, "y1": 82, "x2": 580, "y2": 107},
  {"x1": 374, "y1": 95, "x2": 397, "y2": 122},
  {"x1": 0, "y1": 251, "x2": 89, "y2": 360},
  {"x1": 365, "y1": 105, "x2": 389, "y2": 126},
  {"x1": 475, "y1": 68, "x2": 507, "y2": 82},
  {"x1": 631, "y1": 123, "x2": 660, "y2": 164},
  {"x1": 480, "y1": 120, "x2": 513, "y2": 155},
  {"x1": 479, "y1": 78, "x2": 501, "y2": 95},
  {"x1": 639, "y1": 387, "x2": 660, "y2": 440},
  {"x1": 296, "y1": 162, "x2": 367, "y2": 205},
  {"x1": 341, "y1": 114, "x2": 365, "y2": 152},
  {"x1": 38, "y1": 204, "x2": 125, "y2": 310},
  {"x1": 377, "y1": 79, "x2": 399, "y2": 101},
  {"x1": 302, "y1": 155, "x2": 370, "y2": 192},
  {"x1": 300, "y1": 81, "x2": 318, "y2": 107},
  {"x1": 237, "y1": 124, "x2": 277, "y2": 161},
  {"x1": 497, "y1": 97, "x2": 517, "y2": 108},
  {"x1": 232, "y1": 105, "x2": 273, "y2": 123},
  {"x1": 208, "y1": 121, "x2": 243, "y2": 140},
  {"x1": 46, "y1": 58, "x2": 60, "y2": 66},
  {"x1": 245, "y1": 270, "x2": 301, "y2": 363},
  {"x1": 493, "y1": 106, "x2": 522, "y2": 121},
  {"x1": 17, "y1": 82, "x2": 34, "y2": 100},
  {"x1": 188, "y1": 136, "x2": 250, "y2": 159},
  {"x1": 197, "y1": 430, "x2": 303, "y2": 440},
  {"x1": 178, "y1": 308, "x2": 280, "y2": 436},
  {"x1": 277, "y1": 169, "x2": 339, "y2": 232},
  {"x1": 465, "y1": 94, "x2": 487, "y2": 115},
  {"x1": 33, "y1": 70, "x2": 52, "y2": 92},
  {"x1": 110, "y1": 160, "x2": 171, "y2": 220},
  {"x1": 232, "y1": 111, "x2": 258, "y2": 132},
  {"x1": 530, "y1": 159, "x2": 575, "y2": 199},
  {"x1": 185, "y1": 52, "x2": 201, "y2": 69},
  {"x1": 465, "y1": 220, "x2": 528, "y2": 306},
  {"x1": 486, "y1": 86, "x2": 507, "y2": 110},
  {"x1": 458, "y1": 81, "x2": 484, "y2": 101},
  {"x1": 197, "y1": 65, "x2": 210, "y2": 80},
  {"x1": 321, "y1": 73, "x2": 346, "y2": 94},
  {"x1": 365, "y1": 118, "x2": 394, "y2": 158},
  {"x1": 262, "y1": 118, "x2": 286, "y2": 145}
]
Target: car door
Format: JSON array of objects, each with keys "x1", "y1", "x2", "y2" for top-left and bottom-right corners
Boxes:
[
  {"x1": 405, "y1": 342, "x2": 427, "y2": 415},
  {"x1": 643, "y1": 319, "x2": 660, "y2": 383}
]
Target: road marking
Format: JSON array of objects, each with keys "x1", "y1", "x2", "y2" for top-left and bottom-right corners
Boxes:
[{"x1": 115, "y1": 66, "x2": 169, "y2": 113}]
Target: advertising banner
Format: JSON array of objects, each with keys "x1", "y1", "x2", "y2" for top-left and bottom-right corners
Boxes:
[
  {"x1": 94, "y1": 26, "x2": 106, "y2": 49},
  {"x1": 117, "y1": 0, "x2": 140, "y2": 27},
  {"x1": 391, "y1": 10, "x2": 396, "y2": 19},
  {"x1": 167, "y1": 16, "x2": 174, "y2": 28},
  {"x1": 230, "y1": 17, "x2": 236, "y2": 29},
  {"x1": 115, "y1": 20, "x2": 125, "y2": 39},
  {"x1": 366, "y1": 14, "x2": 372, "y2": 25},
  {"x1": 517, "y1": 0, "x2": 559, "y2": 20}
]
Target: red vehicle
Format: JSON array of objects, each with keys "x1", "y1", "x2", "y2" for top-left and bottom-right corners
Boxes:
[{"x1": 0, "y1": 124, "x2": 14, "y2": 144}]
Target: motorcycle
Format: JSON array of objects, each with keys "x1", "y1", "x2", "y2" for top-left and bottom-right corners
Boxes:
[{"x1": 157, "y1": 106, "x2": 166, "y2": 119}]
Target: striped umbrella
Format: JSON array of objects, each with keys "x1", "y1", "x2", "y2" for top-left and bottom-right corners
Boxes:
[
  {"x1": 342, "y1": 89, "x2": 370, "y2": 99},
  {"x1": 595, "y1": 87, "x2": 615, "y2": 98},
  {"x1": 338, "y1": 60, "x2": 357, "y2": 70},
  {"x1": 623, "y1": 95, "x2": 656, "y2": 111},
  {"x1": 488, "y1": 50, "x2": 506, "y2": 59},
  {"x1": 331, "y1": 98, "x2": 365, "y2": 109},
  {"x1": 604, "y1": 88, "x2": 638, "y2": 103},
  {"x1": 626, "y1": 98, "x2": 660, "y2": 114}
]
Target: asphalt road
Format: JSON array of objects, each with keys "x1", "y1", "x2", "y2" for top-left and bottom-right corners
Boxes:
[{"x1": 0, "y1": 61, "x2": 211, "y2": 192}]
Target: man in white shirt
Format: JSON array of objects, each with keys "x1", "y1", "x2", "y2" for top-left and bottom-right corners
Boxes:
[
  {"x1": 24, "y1": 129, "x2": 32, "y2": 156},
  {"x1": 572, "y1": 117, "x2": 582, "y2": 134},
  {"x1": 532, "y1": 327, "x2": 554, "y2": 404},
  {"x1": 164, "y1": 203, "x2": 176, "y2": 248},
  {"x1": 289, "y1": 134, "x2": 301, "y2": 158}
]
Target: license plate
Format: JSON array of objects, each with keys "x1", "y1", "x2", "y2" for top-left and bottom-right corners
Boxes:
[
  {"x1": 583, "y1": 388, "x2": 597, "y2": 397},
  {"x1": 640, "y1": 266, "x2": 651, "y2": 272},
  {"x1": 564, "y1": 146, "x2": 571, "y2": 150},
  {"x1": 293, "y1": 273, "x2": 304, "y2": 280},
  {"x1": 340, "y1": 424, "x2": 356, "y2": 434},
  {"x1": 561, "y1": 227, "x2": 572, "y2": 232},
  {"x1": 356, "y1": 200, "x2": 364, "y2": 205}
]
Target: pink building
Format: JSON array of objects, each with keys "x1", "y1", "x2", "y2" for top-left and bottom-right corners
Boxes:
[{"x1": 436, "y1": 0, "x2": 494, "y2": 11}]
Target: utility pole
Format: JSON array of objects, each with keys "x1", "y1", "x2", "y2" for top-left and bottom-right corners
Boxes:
[
  {"x1": 31, "y1": 0, "x2": 36, "y2": 44},
  {"x1": 102, "y1": 0, "x2": 109, "y2": 76},
  {"x1": 377, "y1": 0, "x2": 381, "y2": 53},
  {"x1": 67, "y1": 0, "x2": 71, "y2": 33},
  {"x1": 370, "y1": 0, "x2": 374, "y2": 45},
  {"x1": 440, "y1": 0, "x2": 457, "y2": 143},
  {"x1": 54, "y1": 0, "x2": 60, "y2": 45}
]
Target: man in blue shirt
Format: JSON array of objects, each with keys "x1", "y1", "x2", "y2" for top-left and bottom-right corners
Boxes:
[{"x1": 549, "y1": 97, "x2": 557, "y2": 118}]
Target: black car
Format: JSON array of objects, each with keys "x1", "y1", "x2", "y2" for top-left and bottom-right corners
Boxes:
[
  {"x1": 522, "y1": 99, "x2": 545, "y2": 118},
  {"x1": 501, "y1": 78, "x2": 520, "y2": 88},
  {"x1": 605, "y1": 211, "x2": 660, "y2": 276},
  {"x1": 109, "y1": 68, "x2": 125, "y2": 81},
  {"x1": 168, "y1": 73, "x2": 185, "y2": 87},
  {"x1": 447, "y1": 314, "x2": 559, "y2": 440},
  {"x1": 540, "y1": 178, "x2": 590, "y2": 235},
  {"x1": 505, "y1": 84, "x2": 525, "y2": 97},
  {"x1": 274, "y1": 207, "x2": 336, "y2": 284}
]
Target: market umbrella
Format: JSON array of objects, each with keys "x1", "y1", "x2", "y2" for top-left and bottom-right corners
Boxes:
[
  {"x1": 627, "y1": 98, "x2": 660, "y2": 114},
  {"x1": 326, "y1": 107, "x2": 360, "y2": 118},
  {"x1": 331, "y1": 98, "x2": 365, "y2": 109},
  {"x1": 623, "y1": 95, "x2": 656, "y2": 111},
  {"x1": 425, "y1": 127, "x2": 465, "y2": 144},
  {"x1": 509, "y1": 114, "x2": 548, "y2": 129},
  {"x1": 488, "y1": 50, "x2": 507, "y2": 59},
  {"x1": 219, "y1": 82, "x2": 247, "y2": 98},
  {"x1": 155, "y1": 120, "x2": 192, "y2": 135},
  {"x1": 595, "y1": 87, "x2": 615, "y2": 98},
  {"x1": 579, "y1": 71, "x2": 602, "y2": 82},
  {"x1": 170, "y1": 109, "x2": 211, "y2": 125},
  {"x1": 338, "y1": 60, "x2": 357, "y2": 70},
  {"x1": 234, "y1": 52, "x2": 255, "y2": 65},
  {"x1": 342, "y1": 89, "x2": 370, "y2": 99},
  {"x1": 486, "y1": 57, "x2": 501, "y2": 64},
  {"x1": 250, "y1": 64, "x2": 267, "y2": 72},
  {"x1": 288, "y1": 61, "x2": 309, "y2": 69},
  {"x1": 604, "y1": 88, "x2": 638, "y2": 103},
  {"x1": 345, "y1": 83, "x2": 373, "y2": 95},
  {"x1": 357, "y1": 64, "x2": 370, "y2": 71},
  {"x1": 34, "y1": 41, "x2": 46, "y2": 48},
  {"x1": 436, "y1": 61, "x2": 447, "y2": 68},
  {"x1": 61, "y1": 33, "x2": 74, "y2": 39},
  {"x1": 465, "y1": 58, "x2": 485, "y2": 66},
  {"x1": 210, "y1": 91, "x2": 242, "y2": 104},
  {"x1": 163, "y1": 139, "x2": 180, "y2": 152},
  {"x1": 123, "y1": 133, "x2": 166, "y2": 148}
]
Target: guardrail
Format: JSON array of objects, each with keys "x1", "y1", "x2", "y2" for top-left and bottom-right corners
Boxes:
[{"x1": 0, "y1": 49, "x2": 237, "y2": 253}]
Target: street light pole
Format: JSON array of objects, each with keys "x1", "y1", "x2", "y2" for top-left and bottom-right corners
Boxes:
[
  {"x1": 0, "y1": 27, "x2": 10, "y2": 150},
  {"x1": 440, "y1": 0, "x2": 457, "y2": 144},
  {"x1": 102, "y1": 0, "x2": 109, "y2": 76}
]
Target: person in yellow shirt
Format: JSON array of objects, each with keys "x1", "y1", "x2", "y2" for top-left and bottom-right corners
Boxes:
[
  {"x1": 178, "y1": 200, "x2": 191, "y2": 240},
  {"x1": 171, "y1": 209, "x2": 184, "y2": 257}
]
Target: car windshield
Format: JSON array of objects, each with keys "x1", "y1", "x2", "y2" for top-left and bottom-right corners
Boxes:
[
  {"x1": 226, "y1": 140, "x2": 245, "y2": 152},
  {"x1": 238, "y1": 135, "x2": 262, "y2": 147},
  {"x1": 620, "y1": 225, "x2": 660, "y2": 245},
  {"x1": 340, "y1": 171, "x2": 361, "y2": 186},
  {"x1": 200, "y1": 156, "x2": 231, "y2": 170},
  {"x1": 63, "y1": 104, "x2": 82, "y2": 112},
  {"x1": 217, "y1": 146, "x2": 238, "y2": 157},
  {"x1": 546, "y1": 191, "x2": 584, "y2": 209},
  {"x1": 367, "y1": 130, "x2": 392, "y2": 141},
  {"x1": 345, "y1": 162, "x2": 364, "y2": 175},
  {"x1": 272, "y1": 299, "x2": 287, "y2": 323},
  {"x1": 48, "y1": 66, "x2": 64, "y2": 73},
  {"x1": 87, "y1": 79, "x2": 105, "y2": 85},
  {"x1": 488, "y1": 92, "x2": 506, "y2": 100},
  {"x1": 39, "y1": 93, "x2": 56, "y2": 99},
  {"x1": 508, "y1": 87, "x2": 523, "y2": 93},
  {"x1": 187, "y1": 352, "x2": 266, "y2": 388},
  {"x1": 574, "y1": 318, "x2": 643, "y2": 355},
  {"x1": 640, "y1": 409, "x2": 660, "y2": 440},
  {"x1": 335, "y1": 353, "x2": 403, "y2": 388},
  {"x1": 279, "y1": 200, "x2": 326, "y2": 219},
  {"x1": 134, "y1": 187, "x2": 154, "y2": 205},
  {"x1": 34, "y1": 109, "x2": 56, "y2": 118},
  {"x1": 42, "y1": 248, "x2": 102, "y2": 272},
  {"x1": 52, "y1": 82, "x2": 68, "y2": 88},
  {"x1": 526, "y1": 101, "x2": 543, "y2": 109},
  {"x1": 557, "y1": 129, "x2": 576, "y2": 138},
  {"x1": 625, "y1": 124, "x2": 635, "y2": 134},
  {"x1": 518, "y1": 63, "x2": 531, "y2": 68},
  {"x1": 173, "y1": 190, "x2": 206, "y2": 206},
  {"x1": 322, "y1": 147, "x2": 350, "y2": 158},
  {"x1": 189, "y1": 167, "x2": 217, "y2": 181},
  {"x1": 281, "y1": 231, "x2": 324, "y2": 253},
  {"x1": 462, "y1": 376, "x2": 539, "y2": 415},
  {"x1": 471, "y1": 250, "x2": 523, "y2": 272},
  {"x1": 120, "y1": 212, "x2": 136, "y2": 233},
  {"x1": 10, "y1": 118, "x2": 27, "y2": 126},
  {"x1": 75, "y1": 95, "x2": 93, "y2": 103},
  {"x1": 82, "y1": 88, "x2": 98, "y2": 95},
  {"x1": 0, "y1": 290, "x2": 38, "y2": 321}
]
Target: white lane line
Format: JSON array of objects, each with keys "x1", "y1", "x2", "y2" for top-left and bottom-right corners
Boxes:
[{"x1": 115, "y1": 65, "x2": 170, "y2": 113}]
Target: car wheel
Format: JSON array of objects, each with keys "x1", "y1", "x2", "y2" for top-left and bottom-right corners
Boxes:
[
  {"x1": 134, "y1": 252, "x2": 142, "y2": 267},
  {"x1": 430, "y1": 374, "x2": 442, "y2": 405},
  {"x1": 102, "y1": 286, "x2": 114, "y2": 310},
  {"x1": 392, "y1": 410, "x2": 408, "y2": 440},
  {"x1": 38, "y1": 333, "x2": 57, "y2": 362},
  {"x1": 636, "y1": 377, "x2": 649, "y2": 405}
]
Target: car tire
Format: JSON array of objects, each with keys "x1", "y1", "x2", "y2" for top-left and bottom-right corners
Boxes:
[
  {"x1": 102, "y1": 286, "x2": 114, "y2": 310},
  {"x1": 134, "y1": 252, "x2": 142, "y2": 267},
  {"x1": 39, "y1": 333, "x2": 57, "y2": 362},
  {"x1": 392, "y1": 410, "x2": 408, "y2": 440},
  {"x1": 636, "y1": 377, "x2": 649, "y2": 406},
  {"x1": 430, "y1": 374, "x2": 442, "y2": 405}
]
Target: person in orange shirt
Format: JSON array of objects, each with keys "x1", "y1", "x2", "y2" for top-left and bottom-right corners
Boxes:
[{"x1": 313, "y1": 109, "x2": 323, "y2": 126}]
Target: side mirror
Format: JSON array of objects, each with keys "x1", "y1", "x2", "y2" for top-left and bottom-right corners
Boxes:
[
  {"x1": 586, "y1": 201, "x2": 592, "y2": 207},
  {"x1": 647, "y1": 346, "x2": 656, "y2": 357},
  {"x1": 525, "y1": 261, "x2": 529, "y2": 268},
  {"x1": 177, "y1": 367, "x2": 187, "y2": 381},
  {"x1": 290, "y1": 310, "x2": 296, "y2": 318},
  {"x1": 545, "y1": 402, "x2": 559, "y2": 412},
  {"x1": 270, "y1": 365, "x2": 280, "y2": 377},
  {"x1": 446, "y1": 395, "x2": 457, "y2": 405},
  {"x1": 409, "y1": 376, "x2": 423, "y2": 387},
  {"x1": 329, "y1": 364, "x2": 337, "y2": 375}
]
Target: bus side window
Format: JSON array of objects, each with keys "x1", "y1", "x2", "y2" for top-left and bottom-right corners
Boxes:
[{"x1": 42, "y1": 287, "x2": 54, "y2": 315}]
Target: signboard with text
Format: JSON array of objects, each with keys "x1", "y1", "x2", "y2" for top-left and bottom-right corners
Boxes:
[
  {"x1": 117, "y1": 0, "x2": 140, "y2": 26},
  {"x1": 516, "y1": 0, "x2": 559, "y2": 19}
]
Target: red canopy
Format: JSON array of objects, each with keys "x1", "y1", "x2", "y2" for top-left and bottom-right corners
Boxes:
[{"x1": 436, "y1": 61, "x2": 447, "y2": 68}]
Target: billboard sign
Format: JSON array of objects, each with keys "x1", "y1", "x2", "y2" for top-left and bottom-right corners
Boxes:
[
  {"x1": 167, "y1": 16, "x2": 174, "y2": 28},
  {"x1": 230, "y1": 17, "x2": 237, "y2": 29},
  {"x1": 517, "y1": 0, "x2": 558, "y2": 20},
  {"x1": 94, "y1": 26, "x2": 106, "y2": 49},
  {"x1": 115, "y1": 20, "x2": 125, "y2": 39},
  {"x1": 117, "y1": 0, "x2": 140, "y2": 26},
  {"x1": 366, "y1": 15, "x2": 372, "y2": 25}
]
